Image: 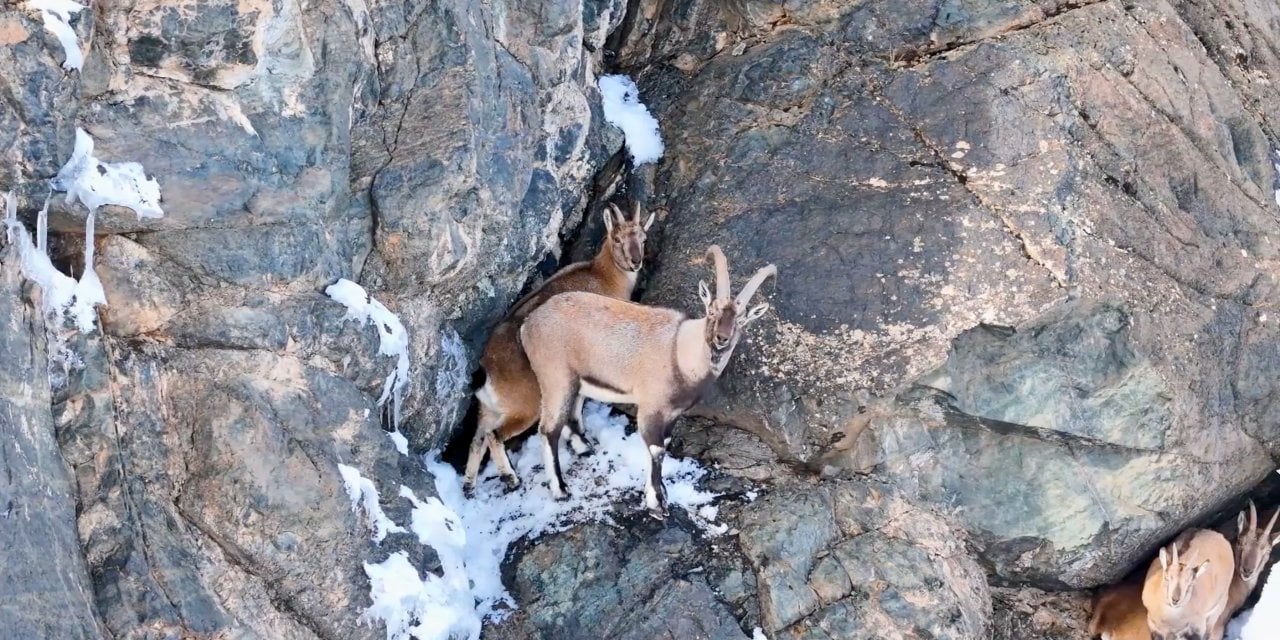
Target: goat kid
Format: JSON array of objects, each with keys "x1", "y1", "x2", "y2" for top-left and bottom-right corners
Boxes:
[
  {"x1": 520, "y1": 245, "x2": 776, "y2": 518},
  {"x1": 1142, "y1": 529, "x2": 1234, "y2": 640},
  {"x1": 1210, "y1": 500, "x2": 1280, "y2": 637},
  {"x1": 463, "y1": 202, "x2": 654, "y2": 496}
]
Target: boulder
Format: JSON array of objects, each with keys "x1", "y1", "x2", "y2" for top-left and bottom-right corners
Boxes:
[{"x1": 636, "y1": 0, "x2": 1280, "y2": 587}]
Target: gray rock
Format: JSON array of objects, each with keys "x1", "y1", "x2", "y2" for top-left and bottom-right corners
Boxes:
[
  {"x1": 636, "y1": 0, "x2": 1280, "y2": 589},
  {"x1": 2, "y1": 0, "x2": 624, "y2": 635},
  {"x1": 509, "y1": 521, "x2": 750, "y2": 640},
  {"x1": 0, "y1": 244, "x2": 104, "y2": 639},
  {"x1": 739, "y1": 483, "x2": 991, "y2": 639}
]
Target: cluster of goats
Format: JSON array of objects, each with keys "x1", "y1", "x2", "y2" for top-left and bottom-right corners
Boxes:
[
  {"x1": 1090, "y1": 496, "x2": 1280, "y2": 640},
  {"x1": 460, "y1": 201, "x2": 776, "y2": 519}
]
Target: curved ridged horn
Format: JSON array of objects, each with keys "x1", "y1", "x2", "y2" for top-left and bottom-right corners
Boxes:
[
  {"x1": 1250, "y1": 501, "x2": 1259, "y2": 531},
  {"x1": 631, "y1": 199, "x2": 643, "y2": 222},
  {"x1": 735, "y1": 264, "x2": 777, "y2": 308},
  {"x1": 706, "y1": 245, "x2": 730, "y2": 300},
  {"x1": 1264, "y1": 506, "x2": 1280, "y2": 538}
]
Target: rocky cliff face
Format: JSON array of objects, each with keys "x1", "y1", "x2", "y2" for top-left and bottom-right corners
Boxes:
[{"x1": 2, "y1": 0, "x2": 1278, "y2": 639}]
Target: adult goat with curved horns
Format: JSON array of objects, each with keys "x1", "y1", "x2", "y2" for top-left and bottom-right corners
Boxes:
[{"x1": 520, "y1": 245, "x2": 777, "y2": 518}]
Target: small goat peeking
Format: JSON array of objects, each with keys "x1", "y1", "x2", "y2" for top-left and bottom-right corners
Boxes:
[
  {"x1": 520, "y1": 245, "x2": 776, "y2": 518},
  {"x1": 1209, "y1": 500, "x2": 1280, "y2": 638},
  {"x1": 463, "y1": 202, "x2": 654, "y2": 496},
  {"x1": 1142, "y1": 529, "x2": 1234, "y2": 640}
]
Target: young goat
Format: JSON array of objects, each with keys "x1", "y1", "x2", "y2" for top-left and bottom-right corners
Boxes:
[
  {"x1": 462, "y1": 202, "x2": 654, "y2": 495},
  {"x1": 1142, "y1": 529, "x2": 1234, "y2": 640},
  {"x1": 520, "y1": 245, "x2": 776, "y2": 518},
  {"x1": 1089, "y1": 577, "x2": 1152, "y2": 640},
  {"x1": 1210, "y1": 501, "x2": 1279, "y2": 638}
]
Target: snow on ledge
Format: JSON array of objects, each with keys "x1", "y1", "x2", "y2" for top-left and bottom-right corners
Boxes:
[
  {"x1": 425, "y1": 401, "x2": 726, "y2": 623},
  {"x1": 325, "y1": 278, "x2": 411, "y2": 428},
  {"x1": 52, "y1": 129, "x2": 165, "y2": 218},
  {"x1": 2, "y1": 132, "x2": 165, "y2": 334},
  {"x1": 598, "y1": 74, "x2": 665, "y2": 166},
  {"x1": 28, "y1": 0, "x2": 86, "y2": 71}
]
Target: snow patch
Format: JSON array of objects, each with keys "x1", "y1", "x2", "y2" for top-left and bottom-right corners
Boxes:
[
  {"x1": 361, "y1": 550, "x2": 481, "y2": 640},
  {"x1": 598, "y1": 74, "x2": 665, "y2": 165},
  {"x1": 1272, "y1": 149, "x2": 1280, "y2": 207},
  {"x1": 425, "y1": 401, "x2": 724, "y2": 623},
  {"x1": 388, "y1": 430, "x2": 409, "y2": 456},
  {"x1": 325, "y1": 279, "x2": 411, "y2": 428},
  {"x1": 1228, "y1": 554, "x2": 1279, "y2": 639},
  {"x1": 28, "y1": 0, "x2": 86, "y2": 71},
  {"x1": 356, "y1": 486, "x2": 482, "y2": 640},
  {"x1": 753, "y1": 627, "x2": 770, "y2": 640},
  {"x1": 52, "y1": 129, "x2": 164, "y2": 218},
  {"x1": 337, "y1": 463, "x2": 406, "y2": 543}
]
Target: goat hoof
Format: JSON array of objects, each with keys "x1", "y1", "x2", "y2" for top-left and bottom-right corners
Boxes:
[
  {"x1": 647, "y1": 505, "x2": 669, "y2": 520},
  {"x1": 462, "y1": 483, "x2": 476, "y2": 499},
  {"x1": 501, "y1": 477, "x2": 521, "y2": 493},
  {"x1": 575, "y1": 444, "x2": 595, "y2": 458},
  {"x1": 554, "y1": 489, "x2": 573, "y2": 502}
]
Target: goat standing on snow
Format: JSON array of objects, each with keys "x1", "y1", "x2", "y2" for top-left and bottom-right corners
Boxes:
[
  {"x1": 463, "y1": 202, "x2": 654, "y2": 496},
  {"x1": 520, "y1": 245, "x2": 776, "y2": 518},
  {"x1": 1142, "y1": 529, "x2": 1234, "y2": 640},
  {"x1": 1210, "y1": 501, "x2": 1279, "y2": 637}
]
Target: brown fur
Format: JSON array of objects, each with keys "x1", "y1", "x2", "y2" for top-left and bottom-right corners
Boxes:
[
  {"x1": 520, "y1": 246, "x2": 776, "y2": 517},
  {"x1": 463, "y1": 202, "x2": 653, "y2": 492},
  {"x1": 1089, "y1": 578, "x2": 1151, "y2": 640},
  {"x1": 1143, "y1": 529, "x2": 1234, "y2": 640}
]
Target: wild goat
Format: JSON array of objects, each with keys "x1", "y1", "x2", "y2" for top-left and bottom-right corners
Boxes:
[
  {"x1": 462, "y1": 202, "x2": 654, "y2": 495},
  {"x1": 520, "y1": 245, "x2": 776, "y2": 518},
  {"x1": 1210, "y1": 501, "x2": 1279, "y2": 637},
  {"x1": 1142, "y1": 529, "x2": 1234, "y2": 640},
  {"x1": 1089, "y1": 578, "x2": 1151, "y2": 640}
]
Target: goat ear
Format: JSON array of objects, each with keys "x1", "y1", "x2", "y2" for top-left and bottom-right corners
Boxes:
[
  {"x1": 603, "y1": 206, "x2": 616, "y2": 234},
  {"x1": 1192, "y1": 559, "x2": 1210, "y2": 580},
  {"x1": 699, "y1": 280, "x2": 712, "y2": 307},
  {"x1": 643, "y1": 212, "x2": 655, "y2": 231},
  {"x1": 739, "y1": 303, "x2": 770, "y2": 325}
]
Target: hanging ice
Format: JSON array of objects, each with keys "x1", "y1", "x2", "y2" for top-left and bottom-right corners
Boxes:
[
  {"x1": 325, "y1": 279, "x2": 411, "y2": 428},
  {"x1": 28, "y1": 0, "x2": 87, "y2": 71}
]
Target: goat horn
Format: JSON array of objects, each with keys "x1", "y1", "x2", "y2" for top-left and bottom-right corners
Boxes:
[
  {"x1": 632, "y1": 200, "x2": 643, "y2": 222},
  {"x1": 1251, "y1": 500, "x2": 1259, "y2": 531},
  {"x1": 735, "y1": 264, "x2": 777, "y2": 308},
  {"x1": 706, "y1": 245, "x2": 730, "y2": 300},
  {"x1": 1265, "y1": 507, "x2": 1280, "y2": 538}
]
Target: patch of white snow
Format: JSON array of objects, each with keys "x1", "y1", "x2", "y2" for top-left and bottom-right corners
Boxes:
[
  {"x1": 325, "y1": 279, "x2": 411, "y2": 428},
  {"x1": 753, "y1": 627, "x2": 770, "y2": 640},
  {"x1": 598, "y1": 74, "x2": 665, "y2": 165},
  {"x1": 28, "y1": 0, "x2": 86, "y2": 71},
  {"x1": 52, "y1": 129, "x2": 164, "y2": 218},
  {"x1": 337, "y1": 463, "x2": 406, "y2": 543},
  {"x1": 361, "y1": 550, "x2": 481, "y2": 640},
  {"x1": 388, "y1": 430, "x2": 409, "y2": 456},
  {"x1": 424, "y1": 401, "x2": 723, "y2": 623}
]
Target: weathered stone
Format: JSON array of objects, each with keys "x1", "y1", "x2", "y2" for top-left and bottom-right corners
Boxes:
[
  {"x1": 637, "y1": 0, "x2": 1280, "y2": 590},
  {"x1": 510, "y1": 521, "x2": 750, "y2": 640},
  {"x1": 0, "y1": 244, "x2": 104, "y2": 640},
  {"x1": 738, "y1": 482, "x2": 991, "y2": 639}
]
